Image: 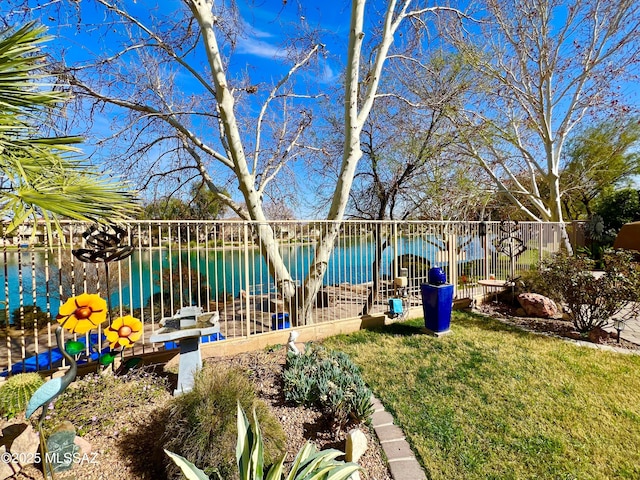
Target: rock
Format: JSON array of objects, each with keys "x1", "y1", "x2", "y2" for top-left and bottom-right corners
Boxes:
[
  {"x1": 1, "y1": 423, "x2": 27, "y2": 448},
  {"x1": 9, "y1": 424, "x2": 39, "y2": 467},
  {"x1": 517, "y1": 293, "x2": 559, "y2": 318},
  {"x1": 0, "y1": 445, "x2": 18, "y2": 480},
  {"x1": 588, "y1": 327, "x2": 609, "y2": 344},
  {"x1": 74, "y1": 435, "x2": 92, "y2": 455},
  {"x1": 515, "y1": 308, "x2": 526, "y2": 317},
  {"x1": 345, "y1": 428, "x2": 367, "y2": 463},
  {"x1": 47, "y1": 421, "x2": 79, "y2": 473}
]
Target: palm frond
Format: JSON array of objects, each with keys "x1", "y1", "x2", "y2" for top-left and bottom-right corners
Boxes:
[{"x1": 0, "y1": 22, "x2": 139, "y2": 236}]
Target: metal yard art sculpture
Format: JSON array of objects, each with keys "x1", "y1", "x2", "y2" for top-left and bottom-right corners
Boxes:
[
  {"x1": 71, "y1": 223, "x2": 135, "y2": 366},
  {"x1": 493, "y1": 220, "x2": 527, "y2": 281},
  {"x1": 72, "y1": 224, "x2": 134, "y2": 313},
  {"x1": 23, "y1": 224, "x2": 142, "y2": 478},
  {"x1": 25, "y1": 326, "x2": 77, "y2": 479},
  {"x1": 493, "y1": 221, "x2": 527, "y2": 301}
]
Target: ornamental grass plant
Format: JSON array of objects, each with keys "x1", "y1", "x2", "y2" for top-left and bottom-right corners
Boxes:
[{"x1": 163, "y1": 363, "x2": 286, "y2": 480}]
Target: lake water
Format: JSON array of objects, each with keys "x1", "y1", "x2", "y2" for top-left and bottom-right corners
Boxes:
[{"x1": 0, "y1": 236, "x2": 479, "y2": 318}]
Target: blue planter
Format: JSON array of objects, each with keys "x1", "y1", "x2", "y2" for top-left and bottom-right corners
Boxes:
[
  {"x1": 428, "y1": 267, "x2": 447, "y2": 285},
  {"x1": 420, "y1": 283, "x2": 453, "y2": 333},
  {"x1": 271, "y1": 313, "x2": 290, "y2": 330}
]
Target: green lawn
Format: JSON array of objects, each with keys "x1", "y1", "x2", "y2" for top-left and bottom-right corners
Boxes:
[{"x1": 323, "y1": 311, "x2": 640, "y2": 480}]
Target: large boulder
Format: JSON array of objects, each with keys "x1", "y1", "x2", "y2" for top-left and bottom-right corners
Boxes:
[{"x1": 517, "y1": 293, "x2": 559, "y2": 318}]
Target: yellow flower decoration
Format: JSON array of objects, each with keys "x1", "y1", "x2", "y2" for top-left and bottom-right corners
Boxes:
[
  {"x1": 57, "y1": 293, "x2": 108, "y2": 334},
  {"x1": 104, "y1": 315, "x2": 143, "y2": 349}
]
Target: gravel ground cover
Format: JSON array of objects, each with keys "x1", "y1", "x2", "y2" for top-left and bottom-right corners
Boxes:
[{"x1": 5, "y1": 347, "x2": 391, "y2": 480}]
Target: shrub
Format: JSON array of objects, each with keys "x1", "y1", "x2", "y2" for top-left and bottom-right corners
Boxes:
[
  {"x1": 513, "y1": 267, "x2": 556, "y2": 299},
  {"x1": 539, "y1": 250, "x2": 640, "y2": 333},
  {"x1": 595, "y1": 188, "x2": 640, "y2": 236},
  {"x1": 8, "y1": 305, "x2": 50, "y2": 330},
  {"x1": 0, "y1": 372, "x2": 44, "y2": 418},
  {"x1": 283, "y1": 344, "x2": 373, "y2": 427},
  {"x1": 163, "y1": 364, "x2": 286, "y2": 480}
]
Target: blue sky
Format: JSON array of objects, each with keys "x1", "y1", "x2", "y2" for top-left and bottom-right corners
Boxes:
[
  {"x1": 0, "y1": 0, "x2": 358, "y2": 211},
  {"x1": 4, "y1": 0, "x2": 352, "y2": 86},
  {"x1": 2, "y1": 0, "x2": 639, "y2": 215},
  {"x1": 231, "y1": 0, "x2": 345, "y2": 85}
]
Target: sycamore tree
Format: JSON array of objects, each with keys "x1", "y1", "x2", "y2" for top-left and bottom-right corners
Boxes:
[
  {"x1": 6, "y1": 0, "x2": 468, "y2": 324},
  {"x1": 342, "y1": 52, "x2": 485, "y2": 221},
  {"x1": 317, "y1": 50, "x2": 490, "y2": 313},
  {"x1": 0, "y1": 22, "x2": 138, "y2": 236},
  {"x1": 449, "y1": 0, "x2": 640, "y2": 251}
]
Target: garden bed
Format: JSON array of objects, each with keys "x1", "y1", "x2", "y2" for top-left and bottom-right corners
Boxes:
[
  {"x1": 4, "y1": 348, "x2": 391, "y2": 480},
  {"x1": 475, "y1": 301, "x2": 640, "y2": 350}
]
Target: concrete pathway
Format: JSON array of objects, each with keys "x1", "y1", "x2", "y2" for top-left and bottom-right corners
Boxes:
[{"x1": 603, "y1": 302, "x2": 640, "y2": 345}]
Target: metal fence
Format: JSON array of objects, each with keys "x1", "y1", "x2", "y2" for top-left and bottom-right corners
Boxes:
[{"x1": 0, "y1": 220, "x2": 565, "y2": 375}]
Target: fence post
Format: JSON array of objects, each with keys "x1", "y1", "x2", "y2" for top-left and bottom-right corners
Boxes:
[
  {"x1": 448, "y1": 229, "x2": 458, "y2": 298},
  {"x1": 243, "y1": 223, "x2": 251, "y2": 338},
  {"x1": 483, "y1": 223, "x2": 490, "y2": 279},
  {"x1": 539, "y1": 223, "x2": 544, "y2": 262},
  {"x1": 392, "y1": 221, "x2": 399, "y2": 278}
]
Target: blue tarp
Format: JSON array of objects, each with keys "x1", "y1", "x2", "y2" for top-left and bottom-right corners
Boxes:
[{"x1": 1, "y1": 334, "x2": 108, "y2": 376}]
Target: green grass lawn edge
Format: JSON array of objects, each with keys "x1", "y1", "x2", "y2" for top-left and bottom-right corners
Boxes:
[{"x1": 323, "y1": 311, "x2": 640, "y2": 480}]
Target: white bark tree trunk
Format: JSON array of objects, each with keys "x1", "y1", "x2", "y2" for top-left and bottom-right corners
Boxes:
[
  {"x1": 298, "y1": 0, "x2": 431, "y2": 323},
  {"x1": 187, "y1": 0, "x2": 462, "y2": 324},
  {"x1": 187, "y1": 0, "x2": 297, "y2": 299}
]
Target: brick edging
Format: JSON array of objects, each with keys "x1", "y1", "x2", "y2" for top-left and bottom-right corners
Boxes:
[{"x1": 370, "y1": 395, "x2": 427, "y2": 480}]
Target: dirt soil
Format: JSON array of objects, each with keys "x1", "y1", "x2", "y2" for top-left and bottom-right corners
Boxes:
[{"x1": 5, "y1": 348, "x2": 392, "y2": 480}]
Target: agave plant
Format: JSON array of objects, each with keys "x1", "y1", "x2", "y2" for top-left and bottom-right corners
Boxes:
[{"x1": 166, "y1": 403, "x2": 361, "y2": 480}]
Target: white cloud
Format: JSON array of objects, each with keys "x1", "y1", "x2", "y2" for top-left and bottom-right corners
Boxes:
[
  {"x1": 247, "y1": 25, "x2": 274, "y2": 40},
  {"x1": 234, "y1": 16, "x2": 288, "y2": 59},
  {"x1": 237, "y1": 36, "x2": 288, "y2": 59},
  {"x1": 319, "y1": 62, "x2": 339, "y2": 84}
]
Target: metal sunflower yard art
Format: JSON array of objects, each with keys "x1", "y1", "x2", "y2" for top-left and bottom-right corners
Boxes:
[
  {"x1": 71, "y1": 224, "x2": 138, "y2": 366},
  {"x1": 104, "y1": 315, "x2": 143, "y2": 349},
  {"x1": 56, "y1": 293, "x2": 107, "y2": 334},
  {"x1": 27, "y1": 292, "x2": 144, "y2": 478}
]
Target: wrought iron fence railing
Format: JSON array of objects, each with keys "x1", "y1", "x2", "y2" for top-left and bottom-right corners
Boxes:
[{"x1": 0, "y1": 220, "x2": 565, "y2": 375}]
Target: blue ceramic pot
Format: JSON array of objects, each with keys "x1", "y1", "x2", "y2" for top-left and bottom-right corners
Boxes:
[{"x1": 428, "y1": 267, "x2": 447, "y2": 285}]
